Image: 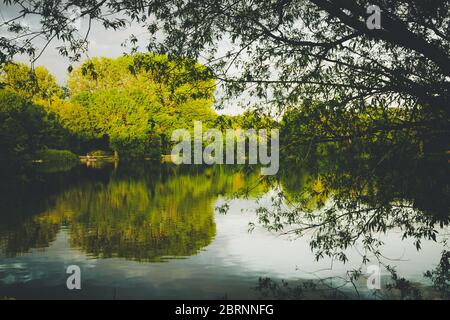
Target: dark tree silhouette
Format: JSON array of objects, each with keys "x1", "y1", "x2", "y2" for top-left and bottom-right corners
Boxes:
[{"x1": 1, "y1": 0, "x2": 449, "y2": 125}]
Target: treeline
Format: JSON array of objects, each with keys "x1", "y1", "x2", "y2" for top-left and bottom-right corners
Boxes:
[
  {"x1": 0, "y1": 53, "x2": 273, "y2": 173},
  {"x1": 3, "y1": 53, "x2": 435, "y2": 176}
]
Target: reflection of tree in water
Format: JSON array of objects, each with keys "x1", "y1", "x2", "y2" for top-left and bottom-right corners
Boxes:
[
  {"x1": 0, "y1": 166, "x2": 99, "y2": 256},
  {"x1": 66, "y1": 170, "x2": 221, "y2": 261},
  {"x1": 258, "y1": 132, "x2": 450, "y2": 263},
  {"x1": 255, "y1": 251, "x2": 450, "y2": 300},
  {"x1": 251, "y1": 130, "x2": 450, "y2": 299},
  {"x1": 0, "y1": 164, "x2": 264, "y2": 261},
  {"x1": 0, "y1": 133, "x2": 447, "y2": 296},
  {"x1": 0, "y1": 218, "x2": 61, "y2": 256}
]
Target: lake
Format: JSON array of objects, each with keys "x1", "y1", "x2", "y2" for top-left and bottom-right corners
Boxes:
[{"x1": 0, "y1": 161, "x2": 448, "y2": 299}]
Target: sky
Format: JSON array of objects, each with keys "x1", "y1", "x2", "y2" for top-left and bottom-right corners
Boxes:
[
  {"x1": 0, "y1": 4, "x2": 245, "y2": 115},
  {"x1": 0, "y1": 5, "x2": 147, "y2": 83}
]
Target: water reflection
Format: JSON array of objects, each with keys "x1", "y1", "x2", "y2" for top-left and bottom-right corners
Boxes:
[
  {"x1": 0, "y1": 164, "x2": 265, "y2": 261},
  {"x1": 273, "y1": 132, "x2": 450, "y2": 264},
  {"x1": 0, "y1": 132, "x2": 448, "y2": 299}
]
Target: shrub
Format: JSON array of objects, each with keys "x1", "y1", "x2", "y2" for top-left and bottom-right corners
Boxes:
[{"x1": 34, "y1": 149, "x2": 79, "y2": 164}]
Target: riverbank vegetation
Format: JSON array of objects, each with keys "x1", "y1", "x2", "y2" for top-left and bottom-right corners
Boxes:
[
  {"x1": 0, "y1": 1, "x2": 449, "y2": 300},
  {"x1": 0, "y1": 54, "x2": 284, "y2": 175}
]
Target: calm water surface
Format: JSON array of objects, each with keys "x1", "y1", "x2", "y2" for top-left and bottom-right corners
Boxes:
[{"x1": 0, "y1": 163, "x2": 447, "y2": 299}]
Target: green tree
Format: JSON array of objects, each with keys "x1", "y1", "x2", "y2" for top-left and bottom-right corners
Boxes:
[
  {"x1": 71, "y1": 89, "x2": 160, "y2": 158},
  {"x1": 65, "y1": 54, "x2": 216, "y2": 156},
  {"x1": 2, "y1": 0, "x2": 448, "y2": 137},
  {"x1": 0, "y1": 89, "x2": 68, "y2": 171},
  {"x1": 0, "y1": 62, "x2": 62, "y2": 102}
]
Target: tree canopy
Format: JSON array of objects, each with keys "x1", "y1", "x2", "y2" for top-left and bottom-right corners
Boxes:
[
  {"x1": 0, "y1": 89, "x2": 69, "y2": 171},
  {"x1": 0, "y1": 62, "x2": 62, "y2": 101},
  {"x1": 1, "y1": 0, "x2": 449, "y2": 132},
  {"x1": 64, "y1": 54, "x2": 217, "y2": 156},
  {"x1": 0, "y1": 52, "x2": 219, "y2": 160}
]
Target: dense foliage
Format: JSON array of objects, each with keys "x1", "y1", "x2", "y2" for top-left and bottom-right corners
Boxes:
[
  {"x1": 1, "y1": 1, "x2": 449, "y2": 132},
  {"x1": 0, "y1": 54, "x2": 221, "y2": 169},
  {"x1": 65, "y1": 54, "x2": 217, "y2": 156},
  {"x1": 0, "y1": 89, "x2": 69, "y2": 172}
]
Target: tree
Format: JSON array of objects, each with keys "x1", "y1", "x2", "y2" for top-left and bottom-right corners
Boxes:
[
  {"x1": 0, "y1": 89, "x2": 69, "y2": 171},
  {"x1": 0, "y1": 62, "x2": 62, "y2": 101},
  {"x1": 70, "y1": 89, "x2": 160, "y2": 158},
  {"x1": 64, "y1": 54, "x2": 216, "y2": 156},
  {"x1": 1, "y1": 0, "x2": 449, "y2": 134},
  {"x1": 0, "y1": 63, "x2": 81, "y2": 157}
]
